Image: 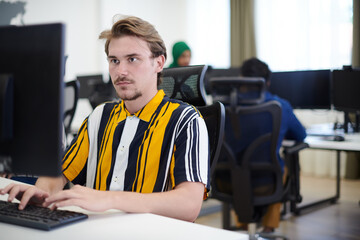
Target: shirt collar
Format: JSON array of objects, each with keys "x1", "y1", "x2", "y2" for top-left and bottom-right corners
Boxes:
[{"x1": 120, "y1": 89, "x2": 165, "y2": 122}]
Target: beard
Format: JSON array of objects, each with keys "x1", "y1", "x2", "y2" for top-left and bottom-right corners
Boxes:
[{"x1": 113, "y1": 76, "x2": 142, "y2": 101}]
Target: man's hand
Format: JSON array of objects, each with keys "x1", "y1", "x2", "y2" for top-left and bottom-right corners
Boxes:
[
  {"x1": 0, "y1": 183, "x2": 49, "y2": 210},
  {"x1": 0, "y1": 173, "x2": 13, "y2": 179},
  {"x1": 0, "y1": 176, "x2": 67, "y2": 210},
  {"x1": 45, "y1": 185, "x2": 111, "y2": 212}
]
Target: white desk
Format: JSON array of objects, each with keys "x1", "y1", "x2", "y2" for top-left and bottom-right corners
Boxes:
[
  {"x1": 305, "y1": 133, "x2": 360, "y2": 152},
  {"x1": 0, "y1": 178, "x2": 247, "y2": 240},
  {"x1": 284, "y1": 129, "x2": 360, "y2": 214}
]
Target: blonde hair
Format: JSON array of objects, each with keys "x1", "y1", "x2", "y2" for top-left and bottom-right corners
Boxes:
[{"x1": 99, "y1": 16, "x2": 167, "y2": 85}]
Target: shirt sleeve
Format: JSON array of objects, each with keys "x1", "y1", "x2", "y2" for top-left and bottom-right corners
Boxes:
[
  {"x1": 282, "y1": 100, "x2": 307, "y2": 141},
  {"x1": 62, "y1": 117, "x2": 90, "y2": 184},
  {"x1": 172, "y1": 109, "x2": 210, "y2": 191}
]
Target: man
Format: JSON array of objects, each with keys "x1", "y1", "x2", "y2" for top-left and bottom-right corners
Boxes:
[
  {"x1": 237, "y1": 57, "x2": 307, "y2": 232},
  {"x1": 0, "y1": 16, "x2": 209, "y2": 222}
]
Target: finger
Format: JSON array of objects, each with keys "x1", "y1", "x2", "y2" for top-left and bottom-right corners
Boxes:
[
  {"x1": 45, "y1": 189, "x2": 80, "y2": 204},
  {"x1": 42, "y1": 200, "x2": 53, "y2": 208},
  {"x1": 49, "y1": 203, "x2": 58, "y2": 211},
  {"x1": 52, "y1": 198, "x2": 83, "y2": 209},
  {"x1": 20, "y1": 188, "x2": 49, "y2": 210},
  {"x1": 17, "y1": 187, "x2": 37, "y2": 210},
  {"x1": 0, "y1": 183, "x2": 15, "y2": 195},
  {"x1": 7, "y1": 184, "x2": 23, "y2": 202}
]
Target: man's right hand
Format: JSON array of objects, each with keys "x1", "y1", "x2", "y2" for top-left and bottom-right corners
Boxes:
[{"x1": 0, "y1": 183, "x2": 49, "y2": 210}]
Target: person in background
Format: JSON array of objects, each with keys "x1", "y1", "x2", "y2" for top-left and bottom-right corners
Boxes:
[
  {"x1": 237, "y1": 57, "x2": 307, "y2": 233},
  {"x1": 0, "y1": 16, "x2": 209, "y2": 223},
  {"x1": 168, "y1": 41, "x2": 191, "y2": 68}
]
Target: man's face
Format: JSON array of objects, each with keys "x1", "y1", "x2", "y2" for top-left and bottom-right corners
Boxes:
[{"x1": 107, "y1": 36, "x2": 164, "y2": 102}]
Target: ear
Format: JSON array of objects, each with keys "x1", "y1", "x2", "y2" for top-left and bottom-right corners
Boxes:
[{"x1": 155, "y1": 55, "x2": 165, "y2": 73}]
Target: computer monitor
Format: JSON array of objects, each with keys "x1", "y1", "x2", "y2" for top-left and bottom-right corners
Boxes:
[
  {"x1": 210, "y1": 76, "x2": 266, "y2": 105},
  {"x1": 0, "y1": 23, "x2": 65, "y2": 176},
  {"x1": 331, "y1": 69, "x2": 360, "y2": 112},
  {"x1": 77, "y1": 74, "x2": 117, "y2": 109},
  {"x1": 203, "y1": 67, "x2": 241, "y2": 94},
  {"x1": 269, "y1": 69, "x2": 331, "y2": 109},
  {"x1": 76, "y1": 74, "x2": 104, "y2": 99}
]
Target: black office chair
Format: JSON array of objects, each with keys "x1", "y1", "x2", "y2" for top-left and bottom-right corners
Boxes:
[
  {"x1": 63, "y1": 80, "x2": 79, "y2": 137},
  {"x1": 197, "y1": 102, "x2": 225, "y2": 179},
  {"x1": 203, "y1": 66, "x2": 241, "y2": 94},
  {"x1": 210, "y1": 76, "x2": 288, "y2": 239},
  {"x1": 159, "y1": 65, "x2": 225, "y2": 182},
  {"x1": 159, "y1": 65, "x2": 208, "y2": 106},
  {"x1": 281, "y1": 141, "x2": 309, "y2": 216}
]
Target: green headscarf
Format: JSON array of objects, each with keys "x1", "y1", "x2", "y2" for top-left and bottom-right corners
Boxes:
[{"x1": 169, "y1": 41, "x2": 191, "y2": 68}]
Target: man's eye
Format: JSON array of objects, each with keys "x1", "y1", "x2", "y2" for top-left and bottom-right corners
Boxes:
[
  {"x1": 128, "y1": 57, "x2": 137, "y2": 63},
  {"x1": 110, "y1": 59, "x2": 119, "y2": 64}
]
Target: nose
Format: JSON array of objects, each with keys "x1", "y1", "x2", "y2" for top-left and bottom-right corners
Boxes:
[{"x1": 114, "y1": 61, "x2": 128, "y2": 77}]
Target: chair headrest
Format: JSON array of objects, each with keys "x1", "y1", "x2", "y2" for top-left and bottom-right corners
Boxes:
[
  {"x1": 159, "y1": 65, "x2": 208, "y2": 106},
  {"x1": 210, "y1": 76, "x2": 266, "y2": 107}
]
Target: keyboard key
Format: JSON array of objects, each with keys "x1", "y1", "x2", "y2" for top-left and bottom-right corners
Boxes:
[{"x1": 0, "y1": 200, "x2": 88, "y2": 230}]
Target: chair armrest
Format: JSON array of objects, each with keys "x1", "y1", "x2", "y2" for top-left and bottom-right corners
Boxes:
[{"x1": 282, "y1": 141, "x2": 309, "y2": 155}]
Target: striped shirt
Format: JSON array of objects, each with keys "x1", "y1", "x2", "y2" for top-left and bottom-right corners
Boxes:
[{"x1": 62, "y1": 90, "x2": 209, "y2": 195}]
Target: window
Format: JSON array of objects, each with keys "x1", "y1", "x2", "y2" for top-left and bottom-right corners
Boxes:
[
  {"x1": 186, "y1": 0, "x2": 230, "y2": 68},
  {"x1": 255, "y1": 0, "x2": 353, "y2": 71}
]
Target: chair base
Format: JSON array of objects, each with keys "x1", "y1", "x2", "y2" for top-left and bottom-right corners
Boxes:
[{"x1": 221, "y1": 203, "x2": 288, "y2": 240}]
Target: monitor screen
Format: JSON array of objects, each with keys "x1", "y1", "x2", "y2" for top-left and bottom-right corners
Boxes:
[
  {"x1": 77, "y1": 74, "x2": 117, "y2": 109},
  {"x1": 269, "y1": 69, "x2": 331, "y2": 109},
  {"x1": 203, "y1": 67, "x2": 241, "y2": 94},
  {"x1": 0, "y1": 23, "x2": 65, "y2": 176},
  {"x1": 76, "y1": 74, "x2": 104, "y2": 99},
  {"x1": 332, "y1": 70, "x2": 360, "y2": 112}
]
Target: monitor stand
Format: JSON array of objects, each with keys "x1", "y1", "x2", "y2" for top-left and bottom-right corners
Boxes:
[
  {"x1": 0, "y1": 155, "x2": 12, "y2": 174},
  {"x1": 343, "y1": 111, "x2": 360, "y2": 133}
]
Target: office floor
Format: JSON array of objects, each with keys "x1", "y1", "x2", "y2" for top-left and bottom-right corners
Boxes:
[{"x1": 195, "y1": 175, "x2": 360, "y2": 240}]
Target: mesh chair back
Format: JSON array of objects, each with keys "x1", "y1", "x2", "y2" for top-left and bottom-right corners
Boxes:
[
  {"x1": 197, "y1": 101, "x2": 225, "y2": 178},
  {"x1": 159, "y1": 65, "x2": 208, "y2": 106}
]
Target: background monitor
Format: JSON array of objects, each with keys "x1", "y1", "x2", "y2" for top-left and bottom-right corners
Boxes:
[
  {"x1": 203, "y1": 67, "x2": 241, "y2": 94},
  {"x1": 77, "y1": 74, "x2": 104, "y2": 99},
  {"x1": 331, "y1": 69, "x2": 360, "y2": 112},
  {"x1": 269, "y1": 69, "x2": 331, "y2": 109},
  {"x1": 77, "y1": 74, "x2": 117, "y2": 109},
  {"x1": 0, "y1": 23, "x2": 65, "y2": 176}
]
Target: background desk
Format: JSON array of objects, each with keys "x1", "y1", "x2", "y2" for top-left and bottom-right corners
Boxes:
[
  {"x1": 287, "y1": 133, "x2": 360, "y2": 214},
  {"x1": 0, "y1": 178, "x2": 246, "y2": 240}
]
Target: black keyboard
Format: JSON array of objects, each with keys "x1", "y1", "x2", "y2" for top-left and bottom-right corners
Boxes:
[{"x1": 0, "y1": 200, "x2": 88, "y2": 230}]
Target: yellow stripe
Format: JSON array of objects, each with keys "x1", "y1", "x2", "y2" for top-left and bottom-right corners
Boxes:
[
  {"x1": 62, "y1": 121, "x2": 89, "y2": 181},
  {"x1": 169, "y1": 145, "x2": 176, "y2": 189},
  {"x1": 135, "y1": 102, "x2": 180, "y2": 193}
]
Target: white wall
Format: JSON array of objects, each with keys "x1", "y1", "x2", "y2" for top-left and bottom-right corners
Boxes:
[
  {"x1": 11, "y1": 0, "x2": 103, "y2": 80},
  {"x1": 99, "y1": 0, "x2": 230, "y2": 75},
  {"x1": 4, "y1": 0, "x2": 230, "y2": 81}
]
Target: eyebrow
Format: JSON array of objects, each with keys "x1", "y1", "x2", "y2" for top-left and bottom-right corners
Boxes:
[{"x1": 107, "y1": 53, "x2": 141, "y2": 60}]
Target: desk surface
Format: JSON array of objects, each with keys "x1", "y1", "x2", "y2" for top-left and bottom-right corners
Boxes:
[
  {"x1": 290, "y1": 123, "x2": 360, "y2": 151},
  {"x1": 0, "y1": 178, "x2": 246, "y2": 240},
  {"x1": 305, "y1": 133, "x2": 360, "y2": 151}
]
